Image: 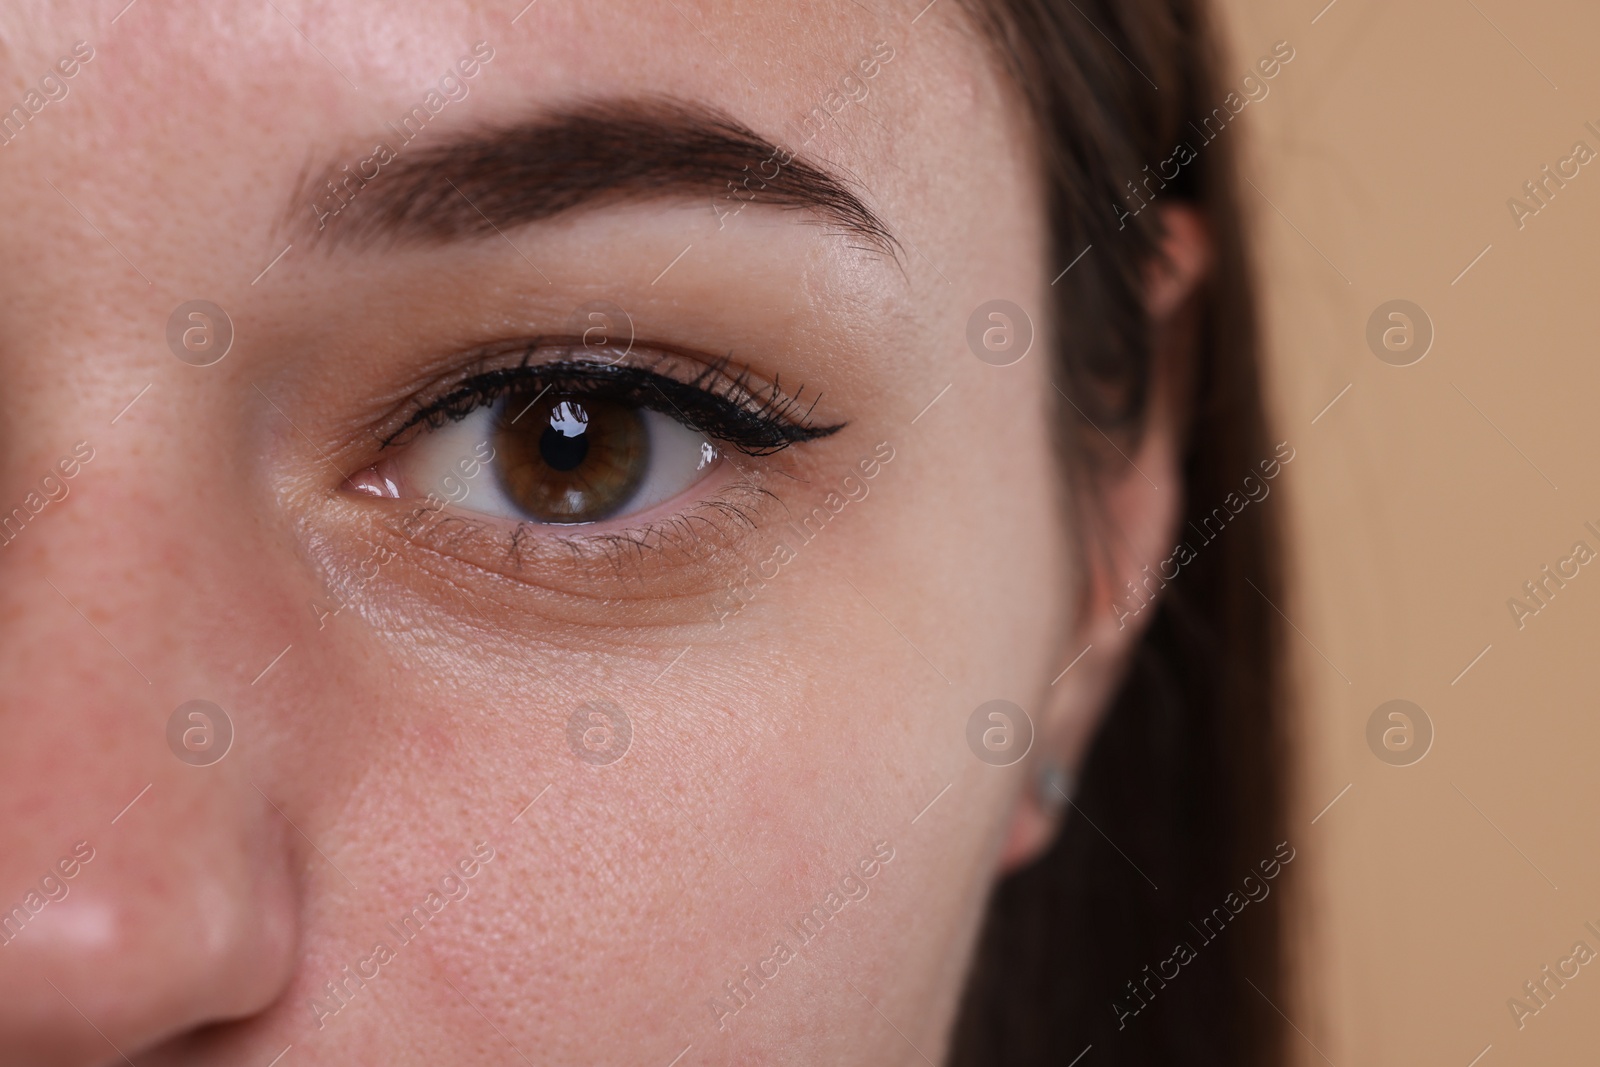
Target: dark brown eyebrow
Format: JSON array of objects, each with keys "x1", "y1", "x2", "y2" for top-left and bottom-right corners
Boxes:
[{"x1": 291, "y1": 97, "x2": 899, "y2": 259}]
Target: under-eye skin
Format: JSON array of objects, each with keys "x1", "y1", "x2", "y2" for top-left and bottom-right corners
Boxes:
[{"x1": 345, "y1": 343, "x2": 845, "y2": 558}]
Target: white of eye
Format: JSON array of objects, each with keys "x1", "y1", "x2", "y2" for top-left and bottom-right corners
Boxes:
[{"x1": 395, "y1": 397, "x2": 723, "y2": 524}]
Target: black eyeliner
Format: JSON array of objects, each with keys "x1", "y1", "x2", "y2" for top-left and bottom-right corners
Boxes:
[{"x1": 383, "y1": 353, "x2": 845, "y2": 455}]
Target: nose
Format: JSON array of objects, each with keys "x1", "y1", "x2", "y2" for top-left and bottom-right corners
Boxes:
[{"x1": 0, "y1": 448, "x2": 300, "y2": 1064}]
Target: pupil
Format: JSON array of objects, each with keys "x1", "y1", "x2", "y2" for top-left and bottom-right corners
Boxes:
[
  {"x1": 539, "y1": 426, "x2": 589, "y2": 471},
  {"x1": 540, "y1": 401, "x2": 590, "y2": 471},
  {"x1": 495, "y1": 391, "x2": 647, "y2": 524}
]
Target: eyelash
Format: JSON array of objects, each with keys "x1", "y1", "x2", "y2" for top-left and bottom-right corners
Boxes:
[
  {"x1": 354, "y1": 345, "x2": 847, "y2": 578},
  {"x1": 382, "y1": 347, "x2": 845, "y2": 458}
]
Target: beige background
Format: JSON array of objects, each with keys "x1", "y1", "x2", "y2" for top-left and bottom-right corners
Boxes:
[{"x1": 1213, "y1": 0, "x2": 1600, "y2": 1062}]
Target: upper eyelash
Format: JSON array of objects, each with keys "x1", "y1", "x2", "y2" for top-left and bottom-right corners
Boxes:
[{"x1": 381, "y1": 348, "x2": 845, "y2": 455}]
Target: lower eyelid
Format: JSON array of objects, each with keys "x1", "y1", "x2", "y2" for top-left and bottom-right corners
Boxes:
[
  {"x1": 355, "y1": 467, "x2": 782, "y2": 595},
  {"x1": 311, "y1": 438, "x2": 813, "y2": 635}
]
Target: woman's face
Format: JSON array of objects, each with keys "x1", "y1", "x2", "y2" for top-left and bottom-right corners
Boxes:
[{"x1": 0, "y1": 2, "x2": 1124, "y2": 1062}]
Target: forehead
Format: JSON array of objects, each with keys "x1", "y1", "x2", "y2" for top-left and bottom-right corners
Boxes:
[{"x1": 0, "y1": 1, "x2": 1022, "y2": 287}]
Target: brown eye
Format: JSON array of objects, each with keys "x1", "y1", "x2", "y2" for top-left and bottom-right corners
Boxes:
[
  {"x1": 378, "y1": 371, "x2": 736, "y2": 529},
  {"x1": 494, "y1": 392, "x2": 648, "y2": 523}
]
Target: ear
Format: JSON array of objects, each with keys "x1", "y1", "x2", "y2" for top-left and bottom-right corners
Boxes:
[{"x1": 997, "y1": 205, "x2": 1211, "y2": 872}]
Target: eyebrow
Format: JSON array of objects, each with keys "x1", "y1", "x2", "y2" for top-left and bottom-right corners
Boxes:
[{"x1": 292, "y1": 97, "x2": 899, "y2": 258}]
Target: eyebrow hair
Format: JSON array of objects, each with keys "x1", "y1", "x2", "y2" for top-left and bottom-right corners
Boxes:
[{"x1": 293, "y1": 97, "x2": 899, "y2": 258}]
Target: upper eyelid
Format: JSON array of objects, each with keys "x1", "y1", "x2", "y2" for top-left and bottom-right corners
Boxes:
[{"x1": 380, "y1": 347, "x2": 845, "y2": 453}]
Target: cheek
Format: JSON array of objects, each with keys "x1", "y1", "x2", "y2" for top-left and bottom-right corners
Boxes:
[{"x1": 313, "y1": 361, "x2": 1071, "y2": 1054}]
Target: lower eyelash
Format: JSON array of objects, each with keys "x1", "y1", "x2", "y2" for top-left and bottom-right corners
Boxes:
[{"x1": 509, "y1": 481, "x2": 780, "y2": 573}]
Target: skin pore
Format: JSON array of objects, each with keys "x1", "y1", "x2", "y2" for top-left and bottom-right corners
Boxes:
[{"x1": 0, "y1": 2, "x2": 1204, "y2": 1063}]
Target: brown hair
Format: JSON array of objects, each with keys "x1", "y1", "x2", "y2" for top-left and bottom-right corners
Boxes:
[{"x1": 948, "y1": 1, "x2": 1290, "y2": 1063}]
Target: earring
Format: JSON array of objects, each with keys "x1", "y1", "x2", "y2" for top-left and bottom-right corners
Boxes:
[{"x1": 1036, "y1": 764, "x2": 1074, "y2": 815}]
